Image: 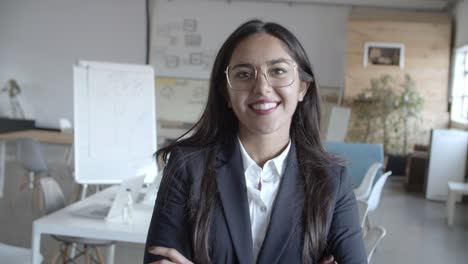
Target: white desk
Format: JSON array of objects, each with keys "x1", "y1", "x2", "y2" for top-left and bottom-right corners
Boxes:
[
  {"x1": 31, "y1": 186, "x2": 154, "y2": 264},
  {"x1": 447, "y1": 181, "x2": 468, "y2": 227}
]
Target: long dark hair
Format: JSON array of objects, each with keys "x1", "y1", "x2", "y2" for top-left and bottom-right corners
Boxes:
[{"x1": 157, "y1": 19, "x2": 336, "y2": 264}]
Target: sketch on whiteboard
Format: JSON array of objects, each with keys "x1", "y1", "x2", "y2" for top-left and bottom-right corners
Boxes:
[
  {"x1": 157, "y1": 24, "x2": 170, "y2": 36},
  {"x1": 189, "y1": 86, "x2": 206, "y2": 104},
  {"x1": 160, "y1": 86, "x2": 175, "y2": 100},
  {"x1": 151, "y1": 15, "x2": 215, "y2": 78},
  {"x1": 155, "y1": 77, "x2": 208, "y2": 123},
  {"x1": 201, "y1": 52, "x2": 215, "y2": 69},
  {"x1": 189, "y1": 52, "x2": 202, "y2": 65},
  {"x1": 170, "y1": 36, "x2": 178, "y2": 46},
  {"x1": 169, "y1": 22, "x2": 182, "y2": 33},
  {"x1": 165, "y1": 55, "x2": 179, "y2": 68},
  {"x1": 185, "y1": 34, "x2": 202, "y2": 47},
  {"x1": 183, "y1": 19, "x2": 197, "y2": 32},
  {"x1": 87, "y1": 69, "x2": 153, "y2": 160}
]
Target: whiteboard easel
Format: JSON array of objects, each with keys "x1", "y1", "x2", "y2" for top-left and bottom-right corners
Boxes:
[{"x1": 73, "y1": 61, "x2": 157, "y2": 184}]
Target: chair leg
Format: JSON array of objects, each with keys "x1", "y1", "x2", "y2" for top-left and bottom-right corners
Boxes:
[
  {"x1": 365, "y1": 216, "x2": 371, "y2": 232},
  {"x1": 94, "y1": 246, "x2": 105, "y2": 264},
  {"x1": 10, "y1": 178, "x2": 26, "y2": 210},
  {"x1": 35, "y1": 175, "x2": 44, "y2": 214},
  {"x1": 85, "y1": 245, "x2": 91, "y2": 264},
  {"x1": 51, "y1": 249, "x2": 61, "y2": 264},
  {"x1": 105, "y1": 244, "x2": 115, "y2": 264},
  {"x1": 62, "y1": 243, "x2": 70, "y2": 264},
  {"x1": 28, "y1": 171, "x2": 35, "y2": 189},
  {"x1": 69, "y1": 243, "x2": 77, "y2": 259}
]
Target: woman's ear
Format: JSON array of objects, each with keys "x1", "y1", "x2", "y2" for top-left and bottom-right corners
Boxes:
[{"x1": 298, "y1": 81, "x2": 309, "y2": 102}]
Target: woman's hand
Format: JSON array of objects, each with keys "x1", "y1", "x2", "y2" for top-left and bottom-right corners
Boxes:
[
  {"x1": 147, "y1": 247, "x2": 193, "y2": 264},
  {"x1": 319, "y1": 255, "x2": 338, "y2": 264}
]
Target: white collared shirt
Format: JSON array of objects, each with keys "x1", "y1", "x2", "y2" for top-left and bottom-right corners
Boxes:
[{"x1": 238, "y1": 138, "x2": 291, "y2": 262}]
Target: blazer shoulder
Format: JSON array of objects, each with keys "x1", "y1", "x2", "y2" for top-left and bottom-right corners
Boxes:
[
  {"x1": 325, "y1": 163, "x2": 347, "y2": 184},
  {"x1": 164, "y1": 145, "x2": 208, "y2": 185},
  {"x1": 324, "y1": 163, "x2": 353, "y2": 200}
]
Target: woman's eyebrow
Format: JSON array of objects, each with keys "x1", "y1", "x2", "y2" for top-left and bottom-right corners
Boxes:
[
  {"x1": 230, "y1": 63, "x2": 254, "y2": 69},
  {"x1": 231, "y1": 58, "x2": 290, "y2": 68},
  {"x1": 266, "y1": 58, "x2": 290, "y2": 65}
]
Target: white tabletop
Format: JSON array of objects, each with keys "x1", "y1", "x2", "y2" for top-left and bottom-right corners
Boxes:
[
  {"x1": 448, "y1": 181, "x2": 468, "y2": 193},
  {"x1": 32, "y1": 186, "x2": 155, "y2": 264}
]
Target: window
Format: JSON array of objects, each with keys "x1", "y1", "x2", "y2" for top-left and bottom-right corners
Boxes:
[{"x1": 451, "y1": 45, "x2": 468, "y2": 124}]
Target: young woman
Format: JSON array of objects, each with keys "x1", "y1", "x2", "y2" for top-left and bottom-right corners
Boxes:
[{"x1": 144, "y1": 20, "x2": 366, "y2": 264}]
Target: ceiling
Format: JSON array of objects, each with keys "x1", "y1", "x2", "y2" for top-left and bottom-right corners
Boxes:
[{"x1": 221, "y1": 0, "x2": 457, "y2": 10}]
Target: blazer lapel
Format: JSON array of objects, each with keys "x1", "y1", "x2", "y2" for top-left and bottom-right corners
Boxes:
[
  {"x1": 216, "y1": 140, "x2": 255, "y2": 264},
  {"x1": 257, "y1": 143, "x2": 302, "y2": 264}
]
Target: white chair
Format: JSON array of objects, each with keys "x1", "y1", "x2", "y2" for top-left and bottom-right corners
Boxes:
[
  {"x1": 354, "y1": 162, "x2": 383, "y2": 201},
  {"x1": 367, "y1": 171, "x2": 392, "y2": 212},
  {"x1": 363, "y1": 225, "x2": 386, "y2": 264},
  {"x1": 364, "y1": 171, "x2": 392, "y2": 231},
  {"x1": 356, "y1": 200, "x2": 369, "y2": 232},
  {"x1": 16, "y1": 138, "x2": 48, "y2": 189},
  {"x1": 58, "y1": 118, "x2": 73, "y2": 167},
  {"x1": 39, "y1": 177, "x2": 114, "y2": 264},
  {"x1": 14, "y1": 138, "x2": 49, "y2": 211},
  {"x1": 0, "y1": 242, "x2": 42, "y2": 264}
]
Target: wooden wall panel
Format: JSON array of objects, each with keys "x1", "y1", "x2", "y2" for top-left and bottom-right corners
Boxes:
[{"x1": 344, "y1": 8, "x2": 452, "y2": 152}]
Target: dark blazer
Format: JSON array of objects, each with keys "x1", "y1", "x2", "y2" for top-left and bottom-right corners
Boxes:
[{"x1": 144, "y1": 139, "x2": 367, "y2": 264}]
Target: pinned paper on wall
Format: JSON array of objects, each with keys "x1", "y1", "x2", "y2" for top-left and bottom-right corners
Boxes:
[{"x1": 155, "y1": 77, "x2": 208, "y2": 124}]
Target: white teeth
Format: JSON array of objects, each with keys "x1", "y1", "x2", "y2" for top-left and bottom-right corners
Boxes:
[{"x1": 252, "y1": 103, "x2": 277, "y2": 110}]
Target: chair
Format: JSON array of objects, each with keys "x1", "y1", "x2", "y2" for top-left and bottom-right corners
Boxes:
[
  {"x1": 16, "y1": 138, "x2": 48, "y2": 188},
  {"x1": 15, "y1": 138, "x2": 49, "y2": 210},
  {"x1": 367, "y1": 171, "x2": 392, "y2": 213},
  {"x1": 354, "y1": 162, "x2": 383, "y2": 201},
  {"x1": 39, "y1": 177, "x2": 115, "y2": 264},
  {"x1": 0, "y1": 242, "x2": 42, "y2": 264},
  {"x1": 324, "y1": 142, "x2": 384, "y2": 187},
  {"x1": 356, "y1": 200, "x2": 369, "y2": 231},
  {"x1": 364, "y1": 171, "x2": 392, "y2": 232},
  {"x1": 58, "y1": 118, "x2": 73, "y2": 166},
  {"x1": 363, "y1": 225, "x2": 386, "y2": 263}
]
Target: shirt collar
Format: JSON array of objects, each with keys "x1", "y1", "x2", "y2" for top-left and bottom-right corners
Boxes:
[{"x1": 238, "y1": 136, "x2": 291, "y2": 176}]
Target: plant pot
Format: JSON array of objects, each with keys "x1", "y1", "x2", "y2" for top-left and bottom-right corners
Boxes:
[
  {"x1": 386, "y1": 154, "x2": 408, "y2": 176},
  {"x1": 0, "y1": 117, "x2": 35, "y2": 133}
]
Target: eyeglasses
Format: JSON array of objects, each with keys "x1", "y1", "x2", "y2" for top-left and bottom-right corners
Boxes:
[{"x1": 225, "y1": 59, "x2": 297, "y2": 90}]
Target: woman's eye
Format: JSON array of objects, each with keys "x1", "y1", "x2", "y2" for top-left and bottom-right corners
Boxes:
[
  {"x1": 234, "y1": 71, "x2": 254, "y2": 80},
  {"x1": 270, "y1": 67, "x2": 288, "y2": 76}
]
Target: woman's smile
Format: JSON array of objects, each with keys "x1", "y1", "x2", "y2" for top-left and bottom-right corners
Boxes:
[{"x1": 248, "y1": 100, "x2": 281, "y2": 115}]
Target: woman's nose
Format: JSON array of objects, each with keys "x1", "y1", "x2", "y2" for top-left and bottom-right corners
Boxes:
[{"x1": 252, "y1": 72, "x2": 272, "y2": 94}]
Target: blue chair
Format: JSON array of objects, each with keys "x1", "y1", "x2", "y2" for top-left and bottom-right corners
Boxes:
[{"x1": 324, "y1": 142, "x2": 384, "y2": 187}]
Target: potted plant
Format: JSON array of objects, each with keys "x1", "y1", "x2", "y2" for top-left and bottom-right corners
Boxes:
[
  {"x1": 0, "y1": 79, "x2": 35, "y2": 133},
  {"x1": 393, "y1": 75, "x2": 424, "y2": 155},
  {"x1": 1, "y1": 79, "x2": 26, "y2": 118},
  {"x1": 349, "y1": 74, "x2": 398, "y2": 153}
]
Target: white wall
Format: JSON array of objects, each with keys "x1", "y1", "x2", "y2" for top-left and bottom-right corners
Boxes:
[
  {"x1": 454, "y1": 0, "x2": 468, "y2": 47},
  {"x1": 151, "y1": 0, "x2": 350, "y2": 87},
  {"x1": 0, "y1": 0, "x2": 146, "y2": 127},
  {"x1": 0, "y1": 0, "x2": 349, "y2": 127}
]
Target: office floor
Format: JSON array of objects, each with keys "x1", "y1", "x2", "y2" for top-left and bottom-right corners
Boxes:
[{"x1": 0, "y1": 143, "x2": 467, "y2": 263}]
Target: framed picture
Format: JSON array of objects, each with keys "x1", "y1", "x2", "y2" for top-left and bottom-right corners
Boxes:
[{"x1": 364, "y1": 42, "x2": 405, "y2": 69}]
